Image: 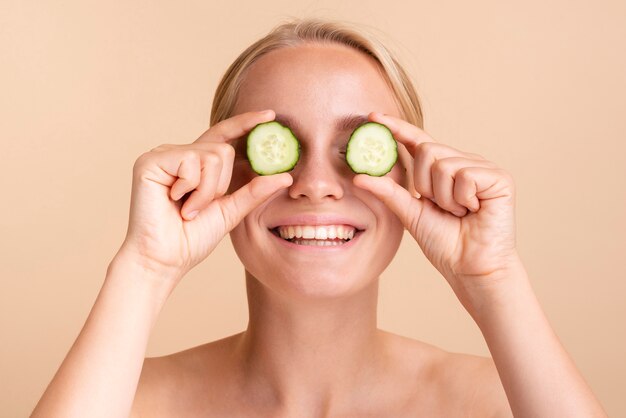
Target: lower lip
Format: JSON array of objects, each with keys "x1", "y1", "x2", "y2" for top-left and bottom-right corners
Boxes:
[{"x1": 269, "y1": 229, "x2": 364, "y2": 252}]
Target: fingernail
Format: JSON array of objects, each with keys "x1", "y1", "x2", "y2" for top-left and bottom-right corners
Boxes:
[{"x1": 187, "y1": 210, "x2": 198, "y2": 220}]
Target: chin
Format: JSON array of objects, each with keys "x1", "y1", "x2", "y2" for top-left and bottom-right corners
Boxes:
[
  {"x1": 229, "y1": 216, "x2": 404, "y2": 302},
  {"x1": 261, "y1": 265, "x2": 379, "y2": 301},
  {"x1": 232, "y1": 245, "x2": 396, "y2": 304}
]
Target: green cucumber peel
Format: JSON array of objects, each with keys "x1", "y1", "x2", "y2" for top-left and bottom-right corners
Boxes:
[
  {"x1": 246, "y1": 120, "x2": 300, "y2": 175},
  {"x1": 346, "y1": 122, "x2": 398, "y2": 176}
]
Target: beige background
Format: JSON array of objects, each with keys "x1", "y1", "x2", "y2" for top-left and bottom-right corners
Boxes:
[{"x1": 1, "y1": 0, "x2": 625, "y2": 416}]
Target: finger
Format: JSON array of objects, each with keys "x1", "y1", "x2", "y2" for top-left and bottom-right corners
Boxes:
[
  {"x1": 180, "y1": 152, "x2": 223, "y2": 220},
  {"x1": 217, "y1": 172, "x2": 293, "y2": 232},
  {"x1": 169, "y1": 153, "x2": 201, "y2": 201},
  {"x1": 184, "y1": 142, "x2": 236, "y2": 198},
  {"x1": 368, "y1": 111, "x2": 436, "y2": 156},
  {"x1": 193, "y1": 109, "x2": 276, "y2": 144},
  {"x1": 165, "y1": 142, "x2": 236, "y2": 198},
  {"x1": 453, "y1": 167, "x2": 515, "y2": 213},
  {"x1": 215, "y1": 143, "x2": 235, "y2": 198},
  {"x1": 368, "y1": 112, "x2": 481, "y2": 200},
  {"x1": 352, "y1": 174, "x2": 422, "y2": 230},
  {"x1": 431, "y1": 157, "x2": 498, "y2": 217},
  {"x1": 419, "y1": 142, "x2": 496, "y2": 201},
  {"x1": 453, "y1": 168, "x2": 480, "y2": 213}
]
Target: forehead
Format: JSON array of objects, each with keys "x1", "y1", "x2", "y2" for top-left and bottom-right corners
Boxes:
[{"x1": 233, "y1": 43, "x2": 400, "y2": 120}]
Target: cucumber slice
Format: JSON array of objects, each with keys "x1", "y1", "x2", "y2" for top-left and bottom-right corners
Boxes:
[
  {"x1": 346, "y1": 122, "x2": 397, "y2": 176},
  {"x1": 246, "y1": 121, "x2": 300, "y2": 175}
]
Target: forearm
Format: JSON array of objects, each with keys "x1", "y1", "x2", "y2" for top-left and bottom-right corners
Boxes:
[
  {"x1": 30, "y1": 251, "x2": 175, "y2": 418},
  {"x1": 469, "y1": 264, "x2": 607, "y2": 417}
]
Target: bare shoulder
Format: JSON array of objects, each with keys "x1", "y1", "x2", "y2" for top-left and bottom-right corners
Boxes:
[
  {"x1": 439, "y1": 350, "x2": 513, "y2": 418},
  {"x1": 130, "y1": 333, "x2": 242, "y2": 418},
  {"x1": 380, "y1": 330, "x2": 512, "y2": 417}
]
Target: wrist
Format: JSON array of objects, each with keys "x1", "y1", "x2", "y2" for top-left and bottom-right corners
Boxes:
[
  {"x1": 449, "y1": 253, "x2": 531, "y2": 322},
  {"x1": 107, "y1": 247, "x2": 182, "y2": 305}
]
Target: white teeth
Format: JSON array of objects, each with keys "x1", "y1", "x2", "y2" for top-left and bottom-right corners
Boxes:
[
  {"x1": 275, "y1": 224, "x2": 358, "y2": 241},
  {"x1": 315, "y1": 228, "x2": 328, "y2": 239},
  {"x1": 302, "y1": 226, "x2": 316, "y2": 239}
]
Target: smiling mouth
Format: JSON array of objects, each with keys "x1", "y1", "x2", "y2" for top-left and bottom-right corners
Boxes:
[{"x1": 269, "y1": 225, "x2": 364, "y2": 246}]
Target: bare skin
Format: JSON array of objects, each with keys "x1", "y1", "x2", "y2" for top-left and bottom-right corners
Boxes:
[
  {"x1": 129, "y1": 44, "x2": 509, "y2": 417},
  {"x1": 132, "y1": 331, "x2": 508, "y2": 417},
  {"x1": 31, "y1": 42, "x2": 607, "y2": 418}
]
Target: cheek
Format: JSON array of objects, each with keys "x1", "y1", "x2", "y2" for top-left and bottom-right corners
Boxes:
[
  {"x1": 229, "y1": 219, "x2": 270, "y2": 280},
  {"x1": 382, "y1": 203, "x2": 406, "y2": 242},
  {"x1": 358, "y1": 170, "x2": 406, "y2": 244},
  {"x1": 371, "y1": 199, "x2": 405, "y2": 273},
  {"x1": 229, "y1": 224, "x2": 248, "y2": 261},
  {"x1": 355, "y1": 183, "x2": 405, "y2": 240}
]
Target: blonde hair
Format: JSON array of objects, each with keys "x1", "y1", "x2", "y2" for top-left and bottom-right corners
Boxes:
[{"x1": 210, "y1": 17, "x2": 424, "y2": 129}]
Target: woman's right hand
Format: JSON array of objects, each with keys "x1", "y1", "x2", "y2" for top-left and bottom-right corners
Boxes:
[{"x1": 116, "y1": 109, "x2": 292, "y2": 285}]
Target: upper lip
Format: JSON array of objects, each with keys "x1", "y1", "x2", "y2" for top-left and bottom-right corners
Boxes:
[{"x1": 267, "y1": 214, "x2": 367, "y2": 230}]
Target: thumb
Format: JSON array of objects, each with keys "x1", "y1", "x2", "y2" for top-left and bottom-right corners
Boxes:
[
  {"x1": 217, "y1": 173, "x2": 293, "y2": 232},
  {"x1": 353, "y1": 174, "x2": 423, "y2": 229}
]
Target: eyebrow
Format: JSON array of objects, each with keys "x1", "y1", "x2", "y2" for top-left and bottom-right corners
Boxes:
[{"x1": 273, "y1": 113, "x2": 370, "y2": 139}]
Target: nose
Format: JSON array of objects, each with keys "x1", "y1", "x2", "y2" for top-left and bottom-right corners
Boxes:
[{"x1": 287, "y1": 151, "x2": 345, "y2": 203}]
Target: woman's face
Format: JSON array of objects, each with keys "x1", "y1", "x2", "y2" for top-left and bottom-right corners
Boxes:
[{"x1": 228, "y1": 42, "x2": 409, "y2": 299}]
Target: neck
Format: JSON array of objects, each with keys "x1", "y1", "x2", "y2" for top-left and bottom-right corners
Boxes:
[{"x1": 233, "y1": 269, "x2": 387, "y2": 413}]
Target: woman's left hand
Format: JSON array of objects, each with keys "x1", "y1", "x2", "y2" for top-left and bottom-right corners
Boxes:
[{"x1": 353, "y1": 112, "x2": 522, "y2": 307}]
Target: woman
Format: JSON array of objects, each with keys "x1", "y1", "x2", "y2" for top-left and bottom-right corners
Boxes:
[{"x1": 31, "y1": 18, "x2": 607, "y2": 417}]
